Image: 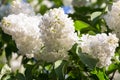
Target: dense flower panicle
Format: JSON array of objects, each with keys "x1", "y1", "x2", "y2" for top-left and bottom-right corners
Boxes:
[
  {"x1": 38, "y1": 8, "x2": 78, "y2": 62},
  {"x1": 104, "y1": 0, "x2": 120, "y2": 39},
  {"x1": 10, "y1": 0, "x2": 35, "y2": 15},
  {"x1": 1, "y1": 13, "x2": 43, "y2": 55},
  {"x1": 79, "y1": 33, "x2": 119, "y2": 67}
]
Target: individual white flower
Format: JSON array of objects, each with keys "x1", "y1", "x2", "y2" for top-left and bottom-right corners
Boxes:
[
  {"x1": 79, "y1": 33, "x2": 119, "y2": 67},
  {"x1": 1, "y1": 13, "x2": 43, "y2": 55},
  {"x1": 10, "y1": 0, "x2": 35, "y2": 15},
  {"x1": 37, "y1": 8, "x2": 78, "y2": 62},
  {"x1": 104, "y1": 0, "x2": 120, "y2": 39},
  {"x1": 9, "y1": 53, "x2": 24, "y2": 72}
]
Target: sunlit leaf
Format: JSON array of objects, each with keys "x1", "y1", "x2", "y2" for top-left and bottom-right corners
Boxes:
[
  {"x1": 91, "y1": 68, "x2": 109, "y2": 80},
  {"x1": 107, "y1": 63, "x2": 118, "y2": 74},
  {"x1": 91, "y1": 11, "x2": 102, "y2": 20},
  {"x1": 74, "y1": 20, "x2": 90, "y2": 31}
]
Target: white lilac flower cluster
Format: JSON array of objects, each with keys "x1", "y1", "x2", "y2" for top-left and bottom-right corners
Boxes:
[
  {"x1": 1, "y1": 13, "x2": 42, "y2": 56},
  {"x1": 1, "y1": 0, "x2": 78, "y2": 62},
  {"x1": 79, "y1": 33, "x2": 119, "y2": 67},
  {"x1": 36, "y1": 8, "x2": 78, "y2": 62},
  {"x1": 10, "y1": 0, "x2": 35, "y2": 15},
  {"x1": 0, "y1": 0, "x2": 35, "y2": 19},
  {"x1": 104, "y1": 0, "x2": 120, "y2": 39}
]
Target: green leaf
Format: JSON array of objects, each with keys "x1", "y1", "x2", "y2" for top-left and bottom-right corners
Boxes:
[
  {"x1": 1, "y1": 64, "x2": 11, "y2": 75},
  {"x1": 15, "y1": 73, "x2": 26, "y2": 80},
  {"x1": 39, "y1": 5, "x2": 48, "y2": 15},
  {"x1": 91, "y1": 12, "x2": 102, "y2": 20},
  {"x1": 77, "y1": 49, "x2": 98, "y2": 70},
  {"x1": 88, "y1": 31, "x2": 96, "y2": 35},
  {"x1": 1, "y1": 74, "x2": 11, "y2": 80},
  {"x1": 54, "y1": 60, "x2": 67, "y2": 80},
  {"x1": 68, "y1": 44, "x2": 80, "y2": 62},
  {"x1": 69, "y1": 43, "x2": 78, "y2": 55},
  {"x1": 0, "y1": 64, "x2": 11, "y2": 80},
  {"x1": 37, "y1": 73, "x2": 49, "y2": 80},
  {"x1": 97, "y1": 71, "x2": 107, "y2": 80},
  {"x1": 52, "y1": 0, "x2": 63, "y2": 7},
  {"x1": 74, "y1": 20, "x2": 90, "y2": 31},
  {"x1": 25, "y1": 64, "x2": 34, "y2": 80},
  {"x1": 91, "y1": 68, "x2": 109, "y2": 80},
  {"x1": 107, "y1": 63, "x2": 118, "y2": 74},
  {"x1": 0, "y1": 50, "x2": 7, "y2": 70}
]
